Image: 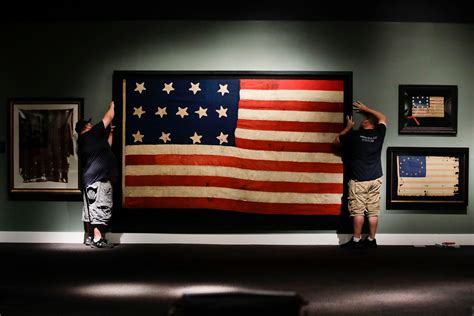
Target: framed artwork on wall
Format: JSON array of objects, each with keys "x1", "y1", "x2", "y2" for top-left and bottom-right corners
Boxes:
[
  {"x1": 386, "y1": 147, "x2": 469, "y2": 210},
  {"x1": 113, "y1": 71, "x2": 352, "y2": 216},
  {"x1": 8, "y1": 98, "x2": 83, "y2": 200},
  {"x1": 398, "y1": 85, "x2": 457, "y2": 135}
]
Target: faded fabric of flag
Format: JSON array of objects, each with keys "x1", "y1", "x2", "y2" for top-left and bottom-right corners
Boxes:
[
  {"x1": 397, "y1": 155, "x2": 459, "y2": 197},
  {"x1": 411, "y1": 96, "x2": 445, "y2": 118},
  {"x1": 19, "y1": 109, "x2": 74, "y2": 183},
  {"x1": 122, "y1": 77, "x2": 345, "y2": 215}
]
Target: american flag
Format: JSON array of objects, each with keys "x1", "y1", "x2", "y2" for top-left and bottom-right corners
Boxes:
[
  {"x1": 121, "y1": 76, "x2": 345, "y2": 215},
  {"x1": 397, "y1": 155, "x2": 459, "y2": 197},
  {"x1": 411, "y1": 96, "x2": 445, "y2": 118}
]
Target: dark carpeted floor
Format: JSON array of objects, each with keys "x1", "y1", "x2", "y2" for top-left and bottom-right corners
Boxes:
[{"x1": 0, "y1": 243, "x2": 473, "y2": 316}]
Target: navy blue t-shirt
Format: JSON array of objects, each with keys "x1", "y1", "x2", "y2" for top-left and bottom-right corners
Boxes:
[
  {"x1": 339, "y1": 124, "x2": 386, "y2": 181},
  {"x1": 77, "y1": 122, "x2": 118, "y2": 188}
]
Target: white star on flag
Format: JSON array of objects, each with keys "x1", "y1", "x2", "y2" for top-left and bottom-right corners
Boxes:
[
  {"x1": 132, "y1": 130, "x2": 144, "y2": 143},
  {"x1": 159, "y1": 132, "x2": 171, "y2": 143},
  {"x1": 216, "y1": 106, "x2": 228, "y2": 118},
  {"x1": 162, "y1": 82, "x2": 175, "y2": 94},
  {"x1": 195, "y1": 106, "x2": 208, "y2": 118},
  {"x1": 190, "y1": 132, "x2": 203, "y2": 144},
  {"x1": 155, "y1": 106, "x2": 167, "y2": 118},
  {"x1": 217, "y1": 84, "x2": 229, "y2": 96},
  {"x1": 176, "y1": 107, "x2": 189, "y2": 118},
  {"x1": 216, "y1": 132, "x2": 229, "y2": 145},
  {"x1": 134, "y1": 82, "x2": 146, "y2": 94},
  {"x1": 189, "y1": 82, "x2": 202, "y2": 95},
  {"x1": 132, "y1": 106, "x2": 146, "y2": 118}
]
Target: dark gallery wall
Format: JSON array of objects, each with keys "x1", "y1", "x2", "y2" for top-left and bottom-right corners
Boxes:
[{"x1": 0, "y1": 20, "x2": 472, "y2": 237}]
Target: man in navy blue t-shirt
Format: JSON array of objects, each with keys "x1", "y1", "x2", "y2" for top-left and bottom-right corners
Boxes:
[
  {"x1": 76, "y1": 101, "x2": 118, "y2": 248},
  {"x1": 334, "y1": 101, "x2": 387, "y2": 248}
]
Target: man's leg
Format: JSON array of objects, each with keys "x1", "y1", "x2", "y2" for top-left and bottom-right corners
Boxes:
[
  {"x1": 89, "y1": 181, "x2": 114, "y2": 248},
  {"x1": 348, "y1": 180, "x2": 365, "y2": 240},
  {"x1": 353, "y1": 215, "x2": 365, "y2": 239},
  {"x1": 93, "y1": 226, "x2": 103, "y2": 241},
  {"x1": 340, "y1": 215, "x2": 364, "y2": 248},
  {"x1": 83, "y1": 222, "x2": 93, "y2": 245},
  {"x1": 367, "y1": 216, "x2": 378, "y2": 240},
  {"x1": 93, "y1": 224, "x2": 111, "y2": 241},
  {"x1": 82, "y1": 190, "x2": 93, "y2": 245},
  {"x1": 366, "y1": 177, "x2": 382, "y2": 240}
]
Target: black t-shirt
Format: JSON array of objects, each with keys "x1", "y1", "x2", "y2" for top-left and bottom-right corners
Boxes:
[
  {"x1": 77, "y1": 122, "x2": 118, "y2": 188},
  {"x1": 340, "y1": 124, "x2": 386, "y2": 181}
]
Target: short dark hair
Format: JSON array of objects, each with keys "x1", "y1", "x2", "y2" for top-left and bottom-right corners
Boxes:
[
  {"x1": 75, "y1": 118, "x2": 91, "y2": 134},
  {"x1": 364, "y1": 113, "x2": 378, "y2": 126}
]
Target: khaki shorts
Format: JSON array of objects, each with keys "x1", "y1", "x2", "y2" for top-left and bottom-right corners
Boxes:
[
  {"x1": 348, "y1": 177, "x2": 382, "y2": 217},
  {"x1": 82, "y1": 180, "x2": 113, "y2": 225}
]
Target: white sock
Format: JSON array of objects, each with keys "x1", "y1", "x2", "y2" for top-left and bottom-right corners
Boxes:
[
  {"x1": 353, "y1": 237, "x2": 361, "y2": 242},
  {"x1": 368, "y1": 237, "x2": 374, "y2": 241}
]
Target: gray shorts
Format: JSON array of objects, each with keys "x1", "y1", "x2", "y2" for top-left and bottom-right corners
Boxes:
[
  {"x1": 348, "y1": 177, "x2": 382, "y2": 217},
  {"x1": 82, "y1": 180, "x2": 113, "y2": 225}
]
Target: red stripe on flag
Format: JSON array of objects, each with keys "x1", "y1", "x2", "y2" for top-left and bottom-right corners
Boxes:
[
  {"x1": 236, "y1": 138, "x2": 335, "y2": 153},
  {"x1": 125, "y1": 155, "x2": 342, "y2": 173},
  {"x1": 125, "y1": 175, "x2": 343, "y2": 194},
  {"x1": 237, "y1": 120, "x2": 343, "y2": 133},
  {"x1": 240, "y1": 79, "x2": 344, "y2": 91},
  {"x1": 239, "y1": 100, "x2": 344, "y2": 112},
  {"x1": 124, "y1": 197, "x2": 341, "y2": 215}
]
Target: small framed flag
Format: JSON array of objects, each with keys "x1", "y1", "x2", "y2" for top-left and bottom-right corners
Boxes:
[
  {"x1": 386, "y1": 147, "x2": 468, "y2": 210},
  {"x1": 398, "y1": 85, "x2": 457, "y2": 135}
]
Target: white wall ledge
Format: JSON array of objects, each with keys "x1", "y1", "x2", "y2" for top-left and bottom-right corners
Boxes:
[{"x1": 0, "y1": 232, "x2": 472, "y2": 245}]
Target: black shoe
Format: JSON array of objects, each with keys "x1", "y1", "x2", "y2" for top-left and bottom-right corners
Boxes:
[
  {"x1": 362, "y1": 237, "x2": 378, "y2": 248},
  {"x1": 91, "y1": 238, "x2": 115, "y2": 248},
  {"x1": 84, "y1": 236, "x2": 93, "y2": 246},
  {"x1": 340, "y1": 237, "x2": 363, "y2": 249}
]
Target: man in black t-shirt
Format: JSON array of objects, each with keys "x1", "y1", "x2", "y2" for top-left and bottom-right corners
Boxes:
[
  {"x1": 334, "y1": 101, "x2": 387, "y2": 249},
  {"x1": 76, "y1": 101, "x2": 118, "y2": 248}
]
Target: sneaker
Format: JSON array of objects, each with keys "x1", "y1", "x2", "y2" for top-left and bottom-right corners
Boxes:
[
  {"x1": 340, "y1": 237, "x2": 363, "y2": 249},
  {"x1": 91, "y1": 238, "x2": 115, "y2": 249},
  {"x1": 84, "y1": 236, "x2": 93, "y2": 246},
  {"x1": 362, "y1": 237, "x2": 378, "y2": 248}
]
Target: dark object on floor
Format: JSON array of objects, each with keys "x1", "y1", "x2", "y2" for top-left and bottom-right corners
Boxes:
[
  {"x1": 169, "y1": 290, "x2": 307, "y2": 316},
  {"x1": 90, "y1": 238, "x2": 115, "y2": 248},
  {"x1": 361, "y1": 237, "x2": 378, "y2": 248},
  {"x1": 340, "y1": 237, "x2": 363, "y2": 249}
]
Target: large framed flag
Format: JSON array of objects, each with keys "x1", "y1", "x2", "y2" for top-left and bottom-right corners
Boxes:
[
  {"x1": 113, "y1": 71, "x2": 352, "y2": 215},
  {"x1": 386, "y1": 147, "x2": 469, "y2": 210}
]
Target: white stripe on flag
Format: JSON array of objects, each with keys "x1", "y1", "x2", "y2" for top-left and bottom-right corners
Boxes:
[
  {"x1": 124, "y1": 186, "x2": 342, "y2": 204},
  {"x1": 125, "y1": 165, "x2": 343, "y2": 183},
  {"x1": 235, "y1": 128, "x2": 338, "y2": 143},
  {"x1": 124, "y1": 145, "x2": 342, "y2": 164},
  {"x1": 240, "y1": 89, "x2": 343, "y2": 102},
  {"x1": 237, "y1": 109, "x2": 343, "y2": 123}
]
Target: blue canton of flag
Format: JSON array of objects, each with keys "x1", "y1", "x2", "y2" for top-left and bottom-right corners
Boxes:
[
  {"x1": 411, "y1": 96, "x2": 430, "y2": 108},
  {"x1": 399, "y1": 155, "x2": 426, "y2": 177},
  {"x1": 126, "y1": 79, "x2": 239, "y2": 146}
]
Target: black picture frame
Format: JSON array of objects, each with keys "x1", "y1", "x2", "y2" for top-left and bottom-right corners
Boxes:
[
  {"x1": 8, "y1": 98, "x2": 83, "y2": 200},
  {"x1": 386, "y1": 147, "x2": 468, "y2": 210},
  {"x1": 111, "y1": 71, "x2": 353, "y2": 232},
  {"x1": 398, "y1": 85, "x2": 457, "y2": 135}
]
